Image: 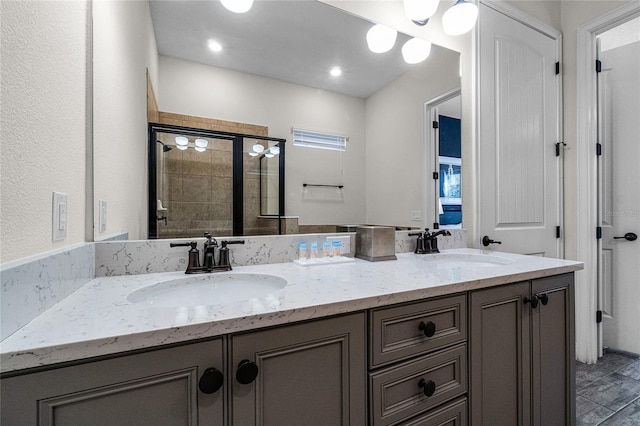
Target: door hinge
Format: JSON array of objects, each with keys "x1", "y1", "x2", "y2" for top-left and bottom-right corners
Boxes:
[
  {"x1": 556, "y1": 226, "x2": 561, "y2": 238},
  {"x1": 433, "y1": 172, "x2": 439, "y2": 180},
  {"x1": 596, "y1": 310, "x2": 603, "y2": 323},
  {"x1": 432, "y1": 121, "x2": 439, "y2": 129},
  {"x1": 596, "y1": 59, "x2": 602, "y2": 73},
  {"x1": 596, "y1": 226, "x2": 602, "y2": 239},
  {"x1": 555, "y1": 142, "x2": 566, "y2": 156},
  {"x1": 596, "y1": 143, "x2": 602, "y2": 156},
  {"x1": 555, "y1": 62, "x2": 560, "y2": 75}
]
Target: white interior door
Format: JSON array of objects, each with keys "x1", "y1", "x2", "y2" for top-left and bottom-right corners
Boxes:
[
  {"x1": 478, "y1": 4, "x2": 562, "y2": 257},
  {"x1": 597, "y1": 38, "x2": 640, "y2": 355}
]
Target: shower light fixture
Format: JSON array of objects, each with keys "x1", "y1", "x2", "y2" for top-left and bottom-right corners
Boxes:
[
  {"x1": 252, "y1": 143, "x2": 265, "y2": 153},
  {"x1": 270, "y1": 146, "x2": 280, "y2": 155},
  {"x1": 330, "y1": 66, "x2": 342, "y2": 77},
  {"x1": 366, "y1": 24, "x2": 397, "y2": 53},
  {"x1": 173, "y1": 136, "x2": 209, "y2": 152},
  {"x1": 220, "y1": 0, "x2": 253, "y2": 14},
  {"x1": 249, "y1": 152, "x2": 259, "y2": 157},
  {"x1": 264, "y1": 152, "x2": 275, "y2": 158}
]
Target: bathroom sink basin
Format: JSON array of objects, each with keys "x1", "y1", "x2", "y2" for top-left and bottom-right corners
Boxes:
[
  {"x1": 420, "y1": 253, "x2": 513, "y2": 268},
  {"x1": 127, "y1": 273, "x2": 287, "y2": 307}
]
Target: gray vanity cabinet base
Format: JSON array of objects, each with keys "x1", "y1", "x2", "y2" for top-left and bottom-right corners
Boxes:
[
  {"x1": 469, "y1": 273, "x2": 575, "y2": 426},
  {"x1": 1, "y1": 338, "x2": 224, "y2": 426},
  {"x1": 399, "y1": 397, "x2": 467, "y2": 426},
  {"x1": 229, "y1": 312, "x2": 366, "y2": 426}
]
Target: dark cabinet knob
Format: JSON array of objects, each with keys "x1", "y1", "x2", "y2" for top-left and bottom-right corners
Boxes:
[
  {"x1": 523, "y1": 296, "x2": 539, "y2": 308},
  {"x1": 418, "y1": 379, "x2": 436, "y2": 397},
  {"x1": 418, "y1": 321, "x2": 436, "y2": 337},
  {"x1": 236, "y1": 359, "x2": 259, "y2": 384},
  {"x1": 538, "y1": 293, "x2": 549, "y2": 305},
  {"x1": 199, "y1": 367, "x2": 223, "y2": 394}
]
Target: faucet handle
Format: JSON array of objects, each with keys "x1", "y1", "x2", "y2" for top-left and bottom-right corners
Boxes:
[{"x1": 204, "y1": 232, "x2": 218, "y2": 246}]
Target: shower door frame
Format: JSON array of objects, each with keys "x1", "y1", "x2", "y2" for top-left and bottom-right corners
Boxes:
[{"x1": 147, "y1": 122, "x2": 286, "y2": 238}]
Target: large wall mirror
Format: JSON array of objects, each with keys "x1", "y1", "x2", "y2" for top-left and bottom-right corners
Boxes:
[{"x1": 93, "y1": 0, "x2": 462, "y2": 241}]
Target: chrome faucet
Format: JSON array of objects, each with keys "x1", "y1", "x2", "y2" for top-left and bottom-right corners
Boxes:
[
  {"x1": 409, "y1": 228, "x2": 451, "y2": 254},
  {"x1": 170, "y1": 233, "x2": 245, "y2": 274}
]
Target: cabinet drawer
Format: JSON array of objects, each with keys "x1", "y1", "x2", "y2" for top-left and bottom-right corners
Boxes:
[
  {"x1": 399, "y1": 397, "x2": 467, "y2": 426},
  {"x1": 369, "y1": 344, "x2": 467, "y2": 426},
  {"x1": 369, "y1": 294, "x2": 467, "y2": 367}
]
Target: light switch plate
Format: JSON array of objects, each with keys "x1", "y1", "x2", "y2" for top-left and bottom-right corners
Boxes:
[{"x1": 52, "y1": 192, "x2": 68, "y2": 241}]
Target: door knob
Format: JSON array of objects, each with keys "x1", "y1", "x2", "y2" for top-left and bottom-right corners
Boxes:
[
  {"x1": 199, "y1": 367, "x2": 224, "y2": 394},
  {"x1": 236, "y1": 359, "x2": 259, "y2": 384},
  {"x1": 613, "y1": 232, "x2": 637, "y2": 241},
  {"x1": 482, "y1": 236, "x2": 502, "y2": 247}
]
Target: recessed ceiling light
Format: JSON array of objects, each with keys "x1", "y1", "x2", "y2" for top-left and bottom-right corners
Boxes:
[
  {"x1": 330, "y1": 66, "x2": 342, "y2": 77},
  {"x1": 208, "y1": 39, "x2": 222, "y2": 52},
  {"x1": 249, "y1": 152, "x2": 259, "y2": 157}
]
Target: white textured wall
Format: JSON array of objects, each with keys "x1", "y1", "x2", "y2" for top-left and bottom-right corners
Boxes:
[
  {"x1": 365, "y1": 47, "x2": 461, "y2": 227},
  {"x1": 93, "y1": 0, "x2": 157, "y2": 241},
  {"x1": 158, "y1": 56, "x2": 367, "y2": 226},
  {"x1": 0, "y1": 1, "x2": 88, "y2": 263}
]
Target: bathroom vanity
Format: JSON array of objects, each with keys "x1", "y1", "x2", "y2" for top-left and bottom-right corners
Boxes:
[{"x1": 0, "y1": 249, "x2": 581, "y2": 425}]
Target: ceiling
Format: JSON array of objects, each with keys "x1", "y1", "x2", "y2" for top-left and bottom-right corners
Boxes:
[{"x1": 149, "y1": 0, "x2": 417, "y2": 98}]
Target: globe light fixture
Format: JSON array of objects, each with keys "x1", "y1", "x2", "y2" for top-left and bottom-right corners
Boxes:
[
  {"x1": 403, "y1": 0, "x2": 440, "y2": 26},
  {"x1": 220, "y1": 0, "x2": 253, "y2": 14},
  {"x1": 402, "y1": 38, "x2": 432, "y2": 64},
  {"x1": 442, "y1": 0, "x2": 479, "y2": 35},
  {"x1": 366, "y1": 24, "x2": 397, "y2": 53}
]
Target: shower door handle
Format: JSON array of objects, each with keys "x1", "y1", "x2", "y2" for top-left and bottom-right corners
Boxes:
[{"x1": 613, "y1": 232, "x2": 637, "y2": 241}]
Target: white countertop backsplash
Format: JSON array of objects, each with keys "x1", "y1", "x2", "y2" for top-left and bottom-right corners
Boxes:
[{"x1": 1, "y1": 246, "x2": 582, "y2": 374}]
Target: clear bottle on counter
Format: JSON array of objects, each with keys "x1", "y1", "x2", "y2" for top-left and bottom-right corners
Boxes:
[
  {"x1": 310, "y1": 241, "x2": 318, "y2": 259},
  {"x1": 332, "y1": 240, "x2": 341, "y2": 257},
  {"x1": 298, "y1": 241, "x2": 307, "y2": 260},
  {"x1": 323, "y1": 241, "x2": 331, "y2": 257}
]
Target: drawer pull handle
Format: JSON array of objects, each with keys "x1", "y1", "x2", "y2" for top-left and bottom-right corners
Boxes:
[
  {"x1": 236, "y1": 359, "x2": 259, "y2": 384},
  {"x1": 418, "y1": 321, "x2": 436, "y2": 337},
  {"x1": 418, "y1": 379, "x2": 436, "y2": 397},
  {"x1": 199, "y1": 367, "x2": 224, "y2": 394}
]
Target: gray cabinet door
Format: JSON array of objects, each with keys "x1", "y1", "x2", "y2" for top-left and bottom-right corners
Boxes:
[
  {"x1": 1, "y1": 339, "x2": 225, "y2": 426},
  {"x1": 531, "y1": 273, "x2": 575, "y2": 426},
  {"x1": 230, "y1": 313, "x2": 366, "y2": 426},
  {"x1": 470, "y1": 281, "x2": 531, "y2": 426}
]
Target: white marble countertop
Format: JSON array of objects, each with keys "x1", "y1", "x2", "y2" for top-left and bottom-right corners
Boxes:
[{"x1": 0, "y1": 249, "x2": 582, "y2": 374}]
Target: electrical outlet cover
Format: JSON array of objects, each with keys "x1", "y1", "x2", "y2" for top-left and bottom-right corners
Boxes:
[{"x1": 326, "y1": 236, "x2": 351, "y2": 254}]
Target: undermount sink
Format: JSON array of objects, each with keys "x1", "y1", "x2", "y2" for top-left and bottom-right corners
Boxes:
[
  {"x1": 127, "y1": 273, "x2": 288, "y2": 307},
  {"x1": 420, "y1": 253, "x2": 513, "y2": 268}
]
